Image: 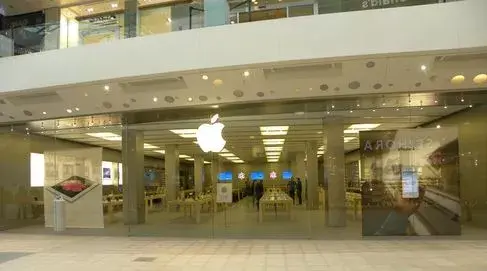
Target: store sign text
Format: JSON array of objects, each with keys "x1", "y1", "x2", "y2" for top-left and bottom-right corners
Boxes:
[
  {"x1": 362, "y1": 0, "x2": 407, "y2": 9},
  {"x1": 363, "y1": 137, "x2": 433, "y2": 152}
]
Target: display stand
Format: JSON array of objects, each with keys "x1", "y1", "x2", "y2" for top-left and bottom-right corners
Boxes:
[{"x1": 53, "y1": 197, "x2": 66, "y2": 232}]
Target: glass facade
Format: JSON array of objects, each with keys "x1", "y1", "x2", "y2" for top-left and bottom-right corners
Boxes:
[{"x1": 2, "y1": 88, "x2": 487, "y2": 238}]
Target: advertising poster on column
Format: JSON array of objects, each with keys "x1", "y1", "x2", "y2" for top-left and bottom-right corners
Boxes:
[{"x1": 360, "y1": 128, "x2": 461, "y2": 236}]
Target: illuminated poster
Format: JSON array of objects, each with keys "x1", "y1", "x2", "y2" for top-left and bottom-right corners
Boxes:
[{"x1": 360, "y1": 128, "x2": 461, "y2": 236}]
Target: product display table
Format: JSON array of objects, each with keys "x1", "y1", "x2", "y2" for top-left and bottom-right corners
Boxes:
[
  {"x1": 167, "y1": 196, "x2": 212, "y2": 224},
  {"x1": 259, "y1": 192, "x2": 293, "y2": 223}
]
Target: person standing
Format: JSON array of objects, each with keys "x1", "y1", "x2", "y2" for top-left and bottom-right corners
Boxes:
[
  {"x1": 255, "y1": 180, "x2": 264, "y2": 211},
  {"x1": 296, "y1": 178, "x2": 303, "y2": 205},
  {"x1": 288, "y1": 178, "x2": 296, "y2": 204}
]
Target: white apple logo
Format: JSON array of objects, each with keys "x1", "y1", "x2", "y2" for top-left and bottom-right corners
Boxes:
[{"x1": 197, "y1": 114, "x2": 226, "y2": 153}]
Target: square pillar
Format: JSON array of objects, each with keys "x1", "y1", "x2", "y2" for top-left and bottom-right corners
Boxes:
[
  {"x1": 44, "y1": 7, "x2": 61, "y2": 50},
  {"x1": 306, "y1": 141, "x2": 319, "y2": 209},
  {"x1": 324, "y1": 123, "x2": 346, "y2": 227},
  {"x1": 122, "y1": 129, "x2": 145, "y2": 225},
  {"x1": 124, "y1": 0, "x2": 138, "y2": 38},
  {"x1": 165, "y1": 145, "x2": 179, "y2": 200},
  {"x1": 204, "y1": 0, "x2": 229, "y2": 27},
  {"x1": 194, "y1": 155, "x2": 204, "y2": 194},
  {"x1": 295, "y1": 151, "x2": 306, "y2": 182}
]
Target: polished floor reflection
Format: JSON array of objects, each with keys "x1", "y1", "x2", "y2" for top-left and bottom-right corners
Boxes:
[{"x1": 1, "y1": 233, "x2": 487, "y2": 271}]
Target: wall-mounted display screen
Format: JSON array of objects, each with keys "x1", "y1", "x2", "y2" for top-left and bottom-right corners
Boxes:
[
  {"x1": 218, "y1": 171, "x2": 233, "y2": 182},
  {"x1": 250, "y1": 171, "x2": 264, "y2": 181},
  {"x1": 282, "y1": 171, "x2": 293, "y2": 180}
]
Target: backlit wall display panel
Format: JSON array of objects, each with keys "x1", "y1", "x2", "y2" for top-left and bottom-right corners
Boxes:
[
  {"x1": 282, "y1": 171, "x2": 293, "y2": 180},
  {"x1": 359, "y1": 128, "x2": 461, "y2": 237},
  {"x1": 218, "y1": 171, "x2": 233, "y2": 182},
  {"x1": 30, "y1": 153, "x2": 45, "y2": 187},
  {"x1": 250, "y1": 171, "x2": 264, "y2": 181}
]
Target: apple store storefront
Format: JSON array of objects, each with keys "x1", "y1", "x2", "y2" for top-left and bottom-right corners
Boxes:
[{"x1": 2, "y1": 91, "x2": 487, "y2": 239}]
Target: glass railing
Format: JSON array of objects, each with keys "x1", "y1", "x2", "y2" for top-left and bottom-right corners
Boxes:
[{"x1": 0, "y1": 0, "x2": 457, "y2": 58}]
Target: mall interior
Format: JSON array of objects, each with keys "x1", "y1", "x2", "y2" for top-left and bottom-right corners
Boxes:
[{"x1": 0, "y1": 0, "x2": 486, "y2": 241}]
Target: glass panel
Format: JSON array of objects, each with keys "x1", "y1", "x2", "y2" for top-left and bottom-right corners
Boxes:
[
  {"x1": 239, "y1": 8, "x2": 287, "y2": 23},
  {"x1": 288, "y1": 4, "x2": 314, "y2": 18}
]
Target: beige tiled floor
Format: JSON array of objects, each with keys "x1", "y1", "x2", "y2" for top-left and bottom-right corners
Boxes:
[{"x1": 1, "y1": 233, "x2": 487, "y2": 271}]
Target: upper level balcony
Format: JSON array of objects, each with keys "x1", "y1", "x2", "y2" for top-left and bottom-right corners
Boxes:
[
  {"x1": 0, "y1": 0, "x2": 485, "y2": 99},
  {"x1": 0, "y1": 0, "x2": 461, "y2": 57}
]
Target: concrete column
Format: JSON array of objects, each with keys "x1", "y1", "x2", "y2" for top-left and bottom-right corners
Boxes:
[
  {"x1": 306, "y1": 141, "x2": 319, "y2": 209},
  {"x1": 124, "y1": 0, "x2": 138, "y2": 38},
  {"x1": 295, "y1": 151, "x2": 306, "y2": 182},
  {"x1": 324, "y1": 123, "x2": 346, "y2": 227},
  {"x1": 204, "y1": 0, "x2": 229, "y2": 27},
  {"x1": 44, "y1": 7, "x2": 61, "y2": 50},
  {"x1": 165, "y1": 145, "x2": 180, "y2": 200},
  {"x1": 122, "y1": 129, "x2": 145, "y2": 225},
  {"x1": 194, "y1": 155, "x2": 204, "y2": 194}
]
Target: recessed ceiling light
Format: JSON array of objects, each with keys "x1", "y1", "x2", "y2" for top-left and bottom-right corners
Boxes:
[
  {"x1": 87, "y1": 8, "x2": 94, "y2": 12},
  {"x1": 201, "y1": 74, "x2": 208, "y2": 80},
  {"x1": 104, "y1": 85, "x2": 110, "y2": 91},
  {"x1": 243, "y1": 71, "x2": 250, "y2": 77},
  {"x1": 473, "y1": 74, "x2": 487, "y2": 84},
  {"x1": 349, "y1": 110, "x2": 353, "y2": 113},
  {"x1": 187, "y1": 97, "x2": 193, "y2": 102},
  {"x1": 420, "y1": 65, "x2": 427, "y2": 71},
  {"x1": 153, "y1": 97, "x2": 158, "y2": 102},
  {"x1": 263, "y1": 139, "x2": 285, "y2": 145},
  {"x1": 443, "y1": 105, "x2": 448, "y2": 109},
  {"x1": 42, "y1": 111, "x2": 47, "y2": 115},
  {"x1": 260, "y1": 126, "x2": 289, "y2": 136},
  {"x1": 469, "y1": 104, "x2": 473, "y2": 108},
  {"x1": 75, "y1": 107, "x2": 80, "y2": 111},
  {"x1": 170, "y1": 129, "x2": 198, "y2": 138},
  {"x1": 265, "y1": 146, "x2": 283, "y2": 152},
  {"x1": 213, "y1": 79, "x2": 223, "y2": 86},
  {"x1": 436, "y1": 124, "x2": 441, "y2": 129},
  {"x1": 451, "y1": 75, "x2": 465, "y2": 84},
  {"x1": 66, "y1": 109, "x2": 73, "y2": 113},
  {"x1": 111, "y1": 3, "x2": 118, "y2": 8}
]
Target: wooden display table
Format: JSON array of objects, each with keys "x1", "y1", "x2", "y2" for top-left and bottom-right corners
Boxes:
[{"x1": 259, "y1": 192, "x2": 293, "y2": 223}]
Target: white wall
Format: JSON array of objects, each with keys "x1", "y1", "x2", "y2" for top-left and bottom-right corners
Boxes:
[{"x1": 0, "y1": 0, "x2": 486, "y2": 93}]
